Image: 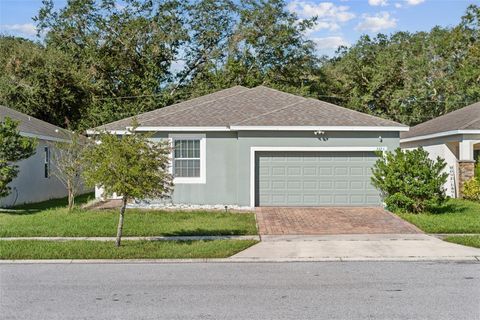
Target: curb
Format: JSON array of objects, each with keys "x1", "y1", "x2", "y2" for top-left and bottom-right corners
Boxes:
[
  {"x1": 1, "y1": 256, "x2": 479, "y2": 264},
  {"x1": 0, "y1": 235, "x2": 260, "y2": 241}
]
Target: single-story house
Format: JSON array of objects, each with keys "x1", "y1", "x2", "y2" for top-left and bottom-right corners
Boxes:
[
  {"x1": 0, "y1": 106, "x2": 84, "y2": 206},
  {"x1": 400, "y1": 102, "x2": 480, "y2": 198},
  {"x1": 91, "y1": 86, "x2": 408, "y2": 208}
]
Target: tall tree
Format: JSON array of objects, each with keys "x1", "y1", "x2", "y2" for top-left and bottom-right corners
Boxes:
[
  {"x1": 322, "y1": 4, "x2": 480, "y2": 125},
  {"x1": 35, "y1": 0, "x2": 187, "y2": 128},
  {"x1": 0, "y1": 117, "x2": 37, "y2": 199},
  {"x1": 178, "y1": 0, "x2": 324, "y2": 98},
  {"x1": 0, "y1": 37, "x2": 93, "y2": 129}
]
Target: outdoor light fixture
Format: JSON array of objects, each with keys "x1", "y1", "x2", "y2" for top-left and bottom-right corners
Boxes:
[
  {"x1": 379, "y1": 136, "x2": 383, "y2": 142},
  {"x1": 314, "y1": 130, "x2": 325, "y2": 135}
]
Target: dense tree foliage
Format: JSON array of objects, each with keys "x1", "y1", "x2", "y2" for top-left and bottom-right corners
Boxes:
[
  {"x1": 0, "y1": 1, "x2": 478, "y2": 129},
  {"x1": 322, "y1": 4, "x2": 480, "y2": 125},
  {"x1": 0, "y1": 117, "x2": 37, "y2": 198},
  {"x1": 0, "y1": 37, "x2": 93, "y2": 128}
]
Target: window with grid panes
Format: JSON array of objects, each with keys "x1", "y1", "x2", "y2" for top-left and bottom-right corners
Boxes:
[{"x1": 173, "y1": 139, "x2": 201, "y2": 177}]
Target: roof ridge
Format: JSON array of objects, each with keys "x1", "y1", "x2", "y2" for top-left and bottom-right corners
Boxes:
[
  {"x1": 96, "y1": 86, "x2": 248, "y2": 129},
  {"x1": 306, "y1": 98, "x2": 407, "y2": 127},
  {"x1": 232, "y1": 97, "x2": 308, "y2": 126}
]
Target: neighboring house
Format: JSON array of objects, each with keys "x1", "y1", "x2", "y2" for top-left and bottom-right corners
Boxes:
[
  {"x1": 90, "y1": 86, "x2": 408, "y2": 208},
  {"x1": 400, "y1": 102, "x2": 480, "y2": 198},
  {"x1": 0, "y1": 106, "x2": 80, "y2": 206}
]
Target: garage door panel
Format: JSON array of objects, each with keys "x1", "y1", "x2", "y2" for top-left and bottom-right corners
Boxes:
[
  {"x1": 319, "y1": 167, "x2": 333, "y2": 175},
  {"x1": 334, "y1": 180, "x2": 349, "y2": 190},
  {"x1": 287, "y1": 180, "x2": 302, "y2": 189},
  {"x1": 350, "y1": 195, "x2": 366, "y2": 205},
  {"x1": 256, "y1": 151, "x2": 380, "y2": 206},
  {"x1": 319, "y1": 181, "x2": 333, "y2": 189},
  {"x1": 303, "y1": 167, "x2": 316, "y2": 176},
  {"x1": 287, "y1": 194, "x2": 302, "y2": 204},
  {"x1": 319, "y1": 195, "x2": 334, "y2": 204},
  {"x1": 287, "y1": 167, "x2": 301, "y2": 175},
  {"x1": 350, "y1": 167, "x2": 364, "y2": 175},
  {"x1": 271, "y1": 167, "x2": 286, "y2": 176},
  {"x1": 303, "y1": 181, "x2": 317, "y2": 189},
  {"x1": 271, "y1": 180, "x2": 285, "y2": 190},
  {"x1": 334, "y1": 167, "x2": 349, "y2": 176},
  {"x1": 350, "y1": 181, "x2": 364, "y2": 190},
  {"x1": 334, "y1": 194, "x2": 349, "y2": 204}
]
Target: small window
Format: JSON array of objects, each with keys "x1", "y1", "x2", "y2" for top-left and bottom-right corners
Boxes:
[
  {"x1": 44, "y1": 146, "x2": 50, "y2": 178},
  {"x1": 173, "y1": 139, "x2": 200, "y2": 178}
]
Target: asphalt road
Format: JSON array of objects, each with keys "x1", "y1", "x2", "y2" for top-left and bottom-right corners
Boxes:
[{"x1": 1, "y1": 261, "x2": 479, "y2": 320}]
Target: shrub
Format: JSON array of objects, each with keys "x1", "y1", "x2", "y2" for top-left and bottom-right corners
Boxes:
[
  {"x1": 463, "y1": 178, "x2": 480, "y2": 202},
  {"x1": 371, "y1": 148, "x2": 448, "y2": 213},
  {"x1": 475, "y1": 157, "x2": 480, "y2": 179}
]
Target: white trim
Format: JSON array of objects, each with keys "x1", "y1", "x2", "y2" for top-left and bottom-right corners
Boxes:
[
  {"x1": 230, "y1": 126, "x2": 409, "y2": 132},
  {"x1": 249, "y1": 146, "x2": 388, "y2": 208},
  {"x1": 89, "y1": 125, "x2": 408, "y2": 134},
  {"x1": 169, "y1": 133, "x2": 206, "y2": 184},
  {"x1": 20, "y1": 132, "x2": 69, "y2": 143},
  {"x1": 400, "y1": 130, "x2": 480, "y2": 143},
  {"x1": 86, "y1": 129, "x2": 130, "y2": 135},
  {"x1": 136, "y1": 126, "x2": 229, "y2": 132}
]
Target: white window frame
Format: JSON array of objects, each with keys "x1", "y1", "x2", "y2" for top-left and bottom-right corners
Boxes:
[
  {"x1": 44, "y1": 145, "x2": 50, "y2": 179},
  {"x1": 169, "y1": 133, "x2": 206, "y2": 184}
]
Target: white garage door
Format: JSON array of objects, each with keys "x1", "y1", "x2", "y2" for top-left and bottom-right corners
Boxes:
[{"x1": 255, "y1": 151, "x2": 381, "y2": 206}]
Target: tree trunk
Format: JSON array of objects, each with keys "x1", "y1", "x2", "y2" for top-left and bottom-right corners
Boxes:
[
  {"x1": 67, "y1": 180, "x2": 74, "y2": 212},
  {"x1": 115, "y1": 196, "x2": 128, "y2": 247}
]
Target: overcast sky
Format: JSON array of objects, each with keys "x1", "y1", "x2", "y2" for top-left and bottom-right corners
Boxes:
[{"x1": 0, "y1": 0, "x2": 477, "y2": 56}]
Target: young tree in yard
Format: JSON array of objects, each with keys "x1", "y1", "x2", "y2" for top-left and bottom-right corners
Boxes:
[
  {"x1": 51, "y1": 132, "x2": 89, "y2": 211},
  {"x1": 0, "y1": 117, "x2": 36, "y2": 198},
  {"x1": 371, "y1": 148, "x2": 448, "y2": 213},
  {"x1": 82, "y1": 129, "x2": 173, "y2": 247}
]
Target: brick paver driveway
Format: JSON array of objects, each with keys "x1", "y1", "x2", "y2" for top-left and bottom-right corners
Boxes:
[{"x1": 255, "y1": 207, "x2": 421, "y2": 235}]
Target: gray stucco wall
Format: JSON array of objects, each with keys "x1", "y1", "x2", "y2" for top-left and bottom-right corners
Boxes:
[
  {"x1": 149, "y1": 130, "x2": 400, "y2": 207},
  {"x1": 150, "y1": 131, "x2": 239, "y2": 206}
]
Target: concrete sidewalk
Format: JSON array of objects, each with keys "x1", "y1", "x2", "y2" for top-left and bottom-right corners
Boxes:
[{"x1": 231, "y1": 234, "x2": 480, "y2": 261}]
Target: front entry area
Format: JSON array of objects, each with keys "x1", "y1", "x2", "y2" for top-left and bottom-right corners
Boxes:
[{"x1": 255, "y1": 151, "x2": 381, "y2": 206}]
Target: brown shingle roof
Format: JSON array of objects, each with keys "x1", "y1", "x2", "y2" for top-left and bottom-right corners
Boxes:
[
  {"x1": 0, "y1": 106, "x2": 70, "y2": 141},
  {"x1": 96, "y1": 85, "x2": 406, "y2": 131},
  {"x1": 401, "y1": 102, "x2": 480, "y2": 140}
]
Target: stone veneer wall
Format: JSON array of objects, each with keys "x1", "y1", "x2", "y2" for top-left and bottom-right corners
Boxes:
[{"x1": 458, "y1": 160, "x2": 476, "y2": 198}]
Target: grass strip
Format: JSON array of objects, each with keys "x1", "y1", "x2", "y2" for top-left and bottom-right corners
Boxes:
[
  {"x1": 0, "y1": 239, "x2": 258, "y2": 260},
  {"x1": 396, "y1": 199, "x2": 480, "y2": 234},
  {"x1": 443, "y1": 236, "x2": 480, "y2": 249}
]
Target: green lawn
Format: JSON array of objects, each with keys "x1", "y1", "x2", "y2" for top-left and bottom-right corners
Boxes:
[
  {"x1": 444, "y1": 236, "x2": 480, "y2": 249},
  {"x1": 9, "y1": 192, "x2": 96, "y2": 211},
  {"x1": 0, "y1": 194, "x2": 258, "y2": 237},
  {"x1": 397, "y1": 199, "x2": 480, "y2": 234},
  {"x1": 0, "y1": 239, "x2": 258, "y2": 259}
]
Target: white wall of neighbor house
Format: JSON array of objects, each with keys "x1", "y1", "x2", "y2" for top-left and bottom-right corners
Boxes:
[
  {"x1": 401, "y1": 143, "x2": 458, "y2": 198},
  {"x1": 401, "y1": 134, "x2": 480, "y2": 198},
  {"x1": 1, "y1": 142, "x2": 66, "y2": 207}
]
